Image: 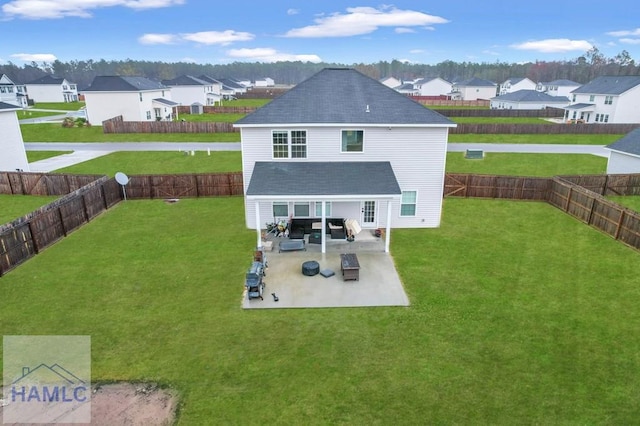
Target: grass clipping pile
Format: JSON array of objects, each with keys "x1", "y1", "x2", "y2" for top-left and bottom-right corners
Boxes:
[{"x1": 1, "y1": 382, "x2": 178, "y2": 425}]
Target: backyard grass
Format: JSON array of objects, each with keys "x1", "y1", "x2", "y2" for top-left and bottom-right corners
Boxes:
[
  {"x1": 26, "y1": 151, "x2": 72, "y2": 162},
  {"x1": 33, "y1": 101, "x2": 85, "y2": 111},
  {"x1": 0, "y1": 194, "x2": 59, "y2": 224},
  {"x1": 221, "y1": 98, "x2": 270, "y2": 107},
  {"x1": 608, "y1": 195, "x2": 640, "y2": 211},
  {"x1": 448, "y1": 133, "x2": 623, "y2": 145},
  {"x1": 17, "y1": 110, "x2": 65, "y2": 119},
  {"x1": 179, "y1": 113, "x2": 246, "y2": 123},
  {"x1": 1, "y1": 197, "x2": 639, "y2": 424},
  {"x1": 20, "y1": 123, "x2": 240, "y2": 142},
  {"x1": 446, "y1": 152, "x2": 607, "y2": 176},
  {"x1": 56, "y1": 151, "x2": 242, "y2": 176}
]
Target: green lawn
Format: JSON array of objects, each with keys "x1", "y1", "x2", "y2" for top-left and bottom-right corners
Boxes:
[
  {"x1": 33, "y1": 101, "x2": 85, "y2": 111},
  {"x1": 20, "y1": 123, "x2": 240, "y2": 142},
  {"x1": 449, "y1": 133, "x2": 623, "y2": 145},
  {"x1": 17, "y1": 110, "x2": 65, "y2": 119},
  {"x1": 608, "y1": 195, "x2": 640, "y2": 212},
  {"x1": 446, "y1": 153, "x2": 607, "y2": 176},
  {"x1": 179, "y1": 113, "x2": 246, "y2": 123},
  {"x1": 26, "y1": 151, "x2": 72, "y2": 162},
  {"x1": 0, "y1": 194, "x2": 59, "y2": 224},
  {"x1": 56, "y1": 151, "x2": 242, "y2": 176},
  {"x1": 221, "y1": 98, "x2": 270, "y2": 107},
  {"x1": 1, "y1": 197, "x2": 639, "y2": 424}
]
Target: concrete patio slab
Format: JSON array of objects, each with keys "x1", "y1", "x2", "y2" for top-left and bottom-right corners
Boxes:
[{"x1": 241, "y1": 243, "x2": 410, "y2": 309}]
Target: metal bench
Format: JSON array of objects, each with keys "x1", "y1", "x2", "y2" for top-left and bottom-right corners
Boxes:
[{"x1": 278, "y1": 240, "x2": 306, "y2": 253}]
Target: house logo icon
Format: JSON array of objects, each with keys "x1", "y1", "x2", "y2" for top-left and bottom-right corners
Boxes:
[{"x1": 10, "y1": 363, "x2": 88, "y2": 403}]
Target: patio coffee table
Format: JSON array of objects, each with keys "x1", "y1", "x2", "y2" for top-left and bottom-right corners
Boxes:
[{"x1": 340, "y1": 253, "x2": 360, "y2": 281}]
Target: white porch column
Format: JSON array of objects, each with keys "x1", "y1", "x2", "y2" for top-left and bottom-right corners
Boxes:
[
  {"x1": 255, "y1": 201, "x2": 262, "y2": 248},
  {"x1": 385, "y1": 200, "x2": 392, "y2": 253},
  {"x1": 321, "y1": 201, "x2": 327, "y2": 254}
]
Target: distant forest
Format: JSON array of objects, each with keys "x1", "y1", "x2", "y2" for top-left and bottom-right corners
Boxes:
[{"x1": 1, "y1": 47, "x2": 637, "y2": 90}]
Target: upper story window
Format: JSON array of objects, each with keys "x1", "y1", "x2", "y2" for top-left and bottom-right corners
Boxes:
[
  {"x1": 272, "y1": 130, "x2": 307, "y2": 159},
  {"x1": 341, "y1": 130, "x2": 364, "y2": 152},
  {"x1": 572, "y1": 94, "x2": 576, "y2": 102},
  {"x1": 63, "y1": 85, "x2": 68, "y2": 90},
  {"x1": 589, "y1": 95, "x2": 595, "y2": 102},
  {"x1": 139, "y1": 93, "x2": 143, "y2": 102},
  {"x1": 604, "y1": 95, "x2": 613, "y2": 105}
]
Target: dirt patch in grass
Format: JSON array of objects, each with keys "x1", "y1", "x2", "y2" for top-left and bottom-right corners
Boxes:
[{"x1": 2, "y1": 382, "x2": 178, "y2": 425}]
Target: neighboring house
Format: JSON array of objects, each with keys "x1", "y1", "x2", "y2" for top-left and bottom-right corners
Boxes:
[
  {"x1": 25, "y1": 75, "x2": 78, "y2": 103},
  {"x1": 213, "y1": 78, "x2": 248, "y2": 98},
  {"x1": 537, "y1": 79, "x2": 581, "y2": 98},
  {"x1": 0, "y1": 101, "x2": 30, "y2": 172},
  {"x1": 605, "y1": 128, "x2": 640, "y2": 174},
  {"x1": 0, "y1": 74, "x2": 28, "y2": 108},
  {"x1": 413, "y1": 77, "x2": 452, "y2": 97},
  {"x1": 380, "y1": 76, "x2": 401, "y2": 89},
  {"x1": 254, "y1": 77, "x2": 275, "y2": 87},
  {"x1": 161, "y1": 75, "x2": 221, "y2": 106},
  {"x1": 394, "y1": 82, "x2": 419, "y2": 96},
  {"x1": 450, "y1": 78, "x2": 497, "y2": 100},
  {"x1": 562, "y1": 76, "x2": 640, "y2": 124},
  {"x1": 498, "y1": 77, "x2": 536, "y2": 95},
  {"x1": 234, "y1": 68, "x2": 457, "y2": 253},
  {"x1": 82, "y1": 76, "x2": 177, "y2": 124},
  {"x1": 490, "y1": 90, "x2": 569, "y2": 110}
]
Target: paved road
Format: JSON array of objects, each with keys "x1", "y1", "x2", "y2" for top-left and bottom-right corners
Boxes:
[{"x1": 25, "y1": 142, "x2": 609, "y2": 173}]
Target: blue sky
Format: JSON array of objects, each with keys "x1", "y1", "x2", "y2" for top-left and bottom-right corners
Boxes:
[{"x1": 1, "y1": 0, "x2": 640, "y2": 66}]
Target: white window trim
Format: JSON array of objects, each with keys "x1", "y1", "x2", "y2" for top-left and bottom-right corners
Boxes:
[
  {"x1": 315, "y1": 201, "x2": 331, "y2": 217},
  {"x1": 272, "y1": 129, "x2": 307, "y2": 159},
  {"x1": 272, "y1": 201, "x2": 289, "y2": 219},
  {"x1": 340, "y1": 129, "x2": 365, "y2": 153},
  {"x1": 293, "y1": 202, "x2": 311, "y2": 217},
  {"x1": 400, "y1": 190, "x2": 418, "y2": 217}
]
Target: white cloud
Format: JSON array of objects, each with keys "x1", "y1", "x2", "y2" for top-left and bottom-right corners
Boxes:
[
  {"x1": 395, "y1": 27, "x2": 415, "y2": 34},
  {"x1": 510, "y1": 38, "x2": 592, "y2": 53},
  {"x1": 287, "y1": 8, "x2": 299, "y2": 15},
  {"x1": 11, "y1": 53, "x2": 57, "y2": 62},
  {"x1": 2, "y1": 0, "x2": 185, "y2": 19},
  {"x1": 409, "y1": 49, "x2": 425, "y2": 54},
  {"x1": 226, "y1": 47, "x2": 321, "y2": 63},
  {"x1": 619, "y1": 38, "x2": 640, "y2": 45},
  {"x1": 181, "y1": 30, "x2": 254, "y2": 46},
  {"x1": 606, "y1": 28, "x2": 640, "y2": 37},
  {"x1": 138, "y1": 33, "x2": 180, "y2": 45},
  {"x1": 284, "y1": 6, "x2": 449, "y2": 38},
  {"x1": 483, "y1": 50, "x2": 500, "y2": 56}
]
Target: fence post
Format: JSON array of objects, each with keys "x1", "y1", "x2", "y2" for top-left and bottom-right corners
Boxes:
[
  {"x1": 27, "y1": 221, "x2": 40, "y2": 254},
  {"x1": 564, "y1": 187, "x2": 573, "y2": 212},
  {"x1": 614, "y1": 209, "x2": 626, "y2": 240}
]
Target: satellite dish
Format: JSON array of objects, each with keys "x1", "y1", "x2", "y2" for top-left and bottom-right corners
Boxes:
[
  {"x1": 115, "y1": 172, "x2": 129, "y2": 185},
  {"x1": 115, "y1": 172, "x2": 130, "y2": 200}
]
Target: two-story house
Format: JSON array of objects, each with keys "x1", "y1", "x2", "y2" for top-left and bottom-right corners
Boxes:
[
  {"x1": 0, "y1": 101, "x2": 30, "y2": 172},
  {"x1": 25, "y1": 75, "x2": 78, "y2": 103},
  {"x1": 413, "y1": 77, "x2": 452, "y2": 97},
  {"x1": 450, "y1": 78, "x2": 497, "y2": 100},
  {"x1": 490, "y1": 90, "x2": 569, "y2": 110},
  {"x1": 83, "y1": 76, "x2": 177, "y2": 124},
  {"x1": 537, "y1": 79, "x2": 581, "y2": 98},
  {"x1": 498, "y1": 77, "x2": 536, "y2": 96},
  {"x1": 562, "y1": 76, "x2": 640, "y2": 124},
  {"x1": 254, "y1": 77, "x2": 275, "y2": 87},
  {"x1": 0, "y1": 74, "x2": 28, "y2": 108},
  {"x1": 234, "y1": 68, "x2": 456, "y2": 253},
  {"x1": 379, "y1": 76, "x2": 402, "y2": 89},
  {"x1": 161, "y1": 75, "x2": 221, "y2": 106}
]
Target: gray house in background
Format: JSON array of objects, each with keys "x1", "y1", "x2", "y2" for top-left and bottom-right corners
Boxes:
[
  {"x1": 605, "y1": 128, "x2": 640, "y2": 174},
  {"x1": 234, "y1": 68, "x2": 456, "y2": 253}
]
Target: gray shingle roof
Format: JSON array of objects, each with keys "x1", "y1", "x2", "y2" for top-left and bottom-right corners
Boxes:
[
  {"x1": 26, "y1": 75, "x2": 66, "y2": 85},
  {"x1": 492, "y1": 90, "x2": 569, "y2": 103},
  {"x1": 606, "y1": 128, "x2": 640, "y2": 156},
  {"x1": 0, "y1": 101, "x2": 20, "y2": 110},
  {"x1": 84, "y1": 76, "x2": 167, "y2": 92},
  {"x1": 161, "y1": 75, "x2": 209, "y2": 86},
  {"x1": 563, "y1": 103, "x2": 595, "y2": 110},
  {"x1": 546, "y1": 79, "x2": 580, "y2": 86},
  {"x1": 572, "y1": 76, "x2": 640, "y2": 95},
  {"x1": 236, "y1": 68, "x2": 454, "y2": 126},
  {"x1": 246, "y1": 161, "x2": 401, "y2": 197},
  {"x1": 455, "y1": 77, "x2": 497, "y2": 87},
  {"x1": 152, "y1": 98, "x2": 179, "y2": 106}
]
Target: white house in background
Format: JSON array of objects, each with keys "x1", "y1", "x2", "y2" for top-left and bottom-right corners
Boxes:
[
  {"x1": 394, "y1": 82, "x2": 419, "y2": 96},
  {"x1": 498, "y1": 77, "x2": 536, "y2": 95},
  {"x1": 212, "y1": 78, "x2": 248, "y2": 98},
  {"x1": 413, "y1": 77, "x2": 452, "y2": 97},
  {"x1": 0, "y1": 102, "x2": 29, "y2": 172},
  {"x1": 254, "y1": 77, "x2": 275, "y2": 87},
  {"x1": 562, "y1": 76, "x2": 640, "y2": 124},
  {"x1": 161, "y1": 75, "x2": 221, "y2": 106},
  {"x1": 83, "y1": 76, "x2": 177, "y2": 124},
  {"x1": 605, "y1": 128, "x2": 640, "y2": 173},
  {"x1": 490, "y1": 90, "x2": 570, "y2": 110},
  {"x1": 25, "y1": 75, "x2": 78, "y2": 103},
  {"x1": 380, "y1": 76, "x2": 401, "y2": 89},
  {"x1": 0, "y1": 74, "x2": 28, "y2": 108},
  {"x1": 234, "y1": 68, "x2": 456, "y2": 253},
  {"x1": 537, "y1": 79, "x2": 581, "y2": 98},
  {"x1": 450, "y1": 78, "x2": 497, "y2": 100}
]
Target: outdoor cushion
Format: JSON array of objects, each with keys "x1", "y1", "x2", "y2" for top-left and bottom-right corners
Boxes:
[{"x1": 320, "y1": 268, "x2": 335, "y2": 278}]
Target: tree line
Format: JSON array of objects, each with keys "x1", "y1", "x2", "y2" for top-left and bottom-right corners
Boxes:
[{"x1": 0, "y1": 47, "x2": 637, "y2": 90}]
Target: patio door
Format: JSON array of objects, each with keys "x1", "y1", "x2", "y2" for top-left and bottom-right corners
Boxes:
[{"x1": 362, "y1": 201, "x2": 375, "y2": 226}]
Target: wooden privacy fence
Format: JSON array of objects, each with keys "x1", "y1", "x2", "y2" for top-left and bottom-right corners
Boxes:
[
  {"x1": 548, "y1": 177, "x2": 640, "y2": 250},
  {"x1": 444, "y1": 173, "x2": 551, "y2": 200},
  {"x1": 437, "y1": 108, "x2": 564, "y2": 118},
  {"x1": 0, "y1": 176, "x2": 122, "y2": 276},
  {"x1": 0, "y1": 171, "x2": 104, "y2": 195},
  {"x1": 102, "y1": 116, "x2": 237, "y2": 134},
  {"x1": 124, "y1": 172, "x2": 244, "y2": 199}
]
